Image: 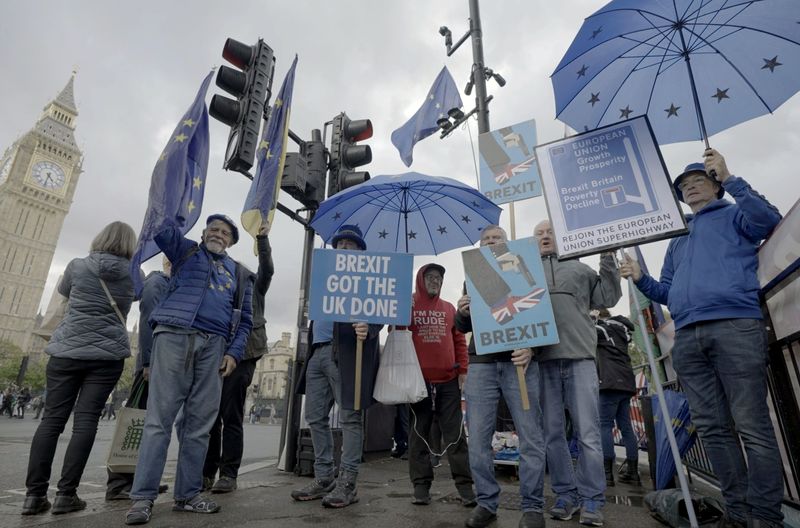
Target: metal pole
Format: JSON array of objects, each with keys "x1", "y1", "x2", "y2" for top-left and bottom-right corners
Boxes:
[
  {"x1": 677, "y1": 29, "x2": 711, "y2": 149},
  {"x1": 622, "y1": 250, "x2": 699, "y2": 528},
  {"x1": 279, "y1": 210, "x2": 315, "y2": 472},
  {"x1": 469, "y1": 0, "x2": 490, "y2": 134}
]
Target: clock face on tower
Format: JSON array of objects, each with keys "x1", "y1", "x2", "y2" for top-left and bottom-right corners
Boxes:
[
  {"x1": 0, "y1": 156, "x2": 11, "y2": 185},
  {"x1": 31, "y1": 160, "x2": 66, "y2": 190}
]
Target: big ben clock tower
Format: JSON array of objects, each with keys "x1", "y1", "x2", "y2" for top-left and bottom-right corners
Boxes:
[{"x1": 0, "y1": 73, "x2": 83, "y2": 355}]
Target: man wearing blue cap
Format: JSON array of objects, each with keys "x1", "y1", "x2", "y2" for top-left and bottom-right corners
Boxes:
[
  {"x1": 292, "y1": 224, "x2": 382, "y2": 509},
  {"x1": 127, "y1": 215, "x2": 254, "y2": 525},
  {"x1": 620, "y1": 149, "x2": 784, "y2": 528}
]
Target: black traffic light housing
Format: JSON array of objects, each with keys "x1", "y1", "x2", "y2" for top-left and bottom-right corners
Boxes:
[
  {"x1": 280, "y1": 130, "x2": 327, "y2": 209},
  {"x1": 328, "y1": 112, "x2": 372, "y2": 197},
  {"x1": 210, "y1": 38, "x2": 275, "y2": 174}
]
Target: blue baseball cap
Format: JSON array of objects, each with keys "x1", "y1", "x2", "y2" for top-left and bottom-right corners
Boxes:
[
  {"x1": 331, "y1": 224, "x2": 366, "y2": 250},
  {"x1": 673, "y1": 162, "x2": 724, "y2": 203},
  {"x1": 206, "y1": 214, "x2": 239, "y2": 245}
]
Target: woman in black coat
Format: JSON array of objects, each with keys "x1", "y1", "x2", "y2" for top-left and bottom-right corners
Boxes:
[{"x1": 22, "y1": 221, "x2": 137, "y2": 516}]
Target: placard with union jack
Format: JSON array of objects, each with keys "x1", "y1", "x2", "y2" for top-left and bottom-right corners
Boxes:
[
  {"x1": 478, "y1": 118, "x2": 542, "y2": 205},
  {"x1": 462, "y1": 236, "x2": 559, "y2": 354}
]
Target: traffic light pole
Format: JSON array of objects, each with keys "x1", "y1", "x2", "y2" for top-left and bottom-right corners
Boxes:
[{"x1": 468, "y1": 0, "x2": 490, "y2": 135}]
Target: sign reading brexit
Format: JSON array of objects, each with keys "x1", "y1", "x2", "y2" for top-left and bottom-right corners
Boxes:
[
  {"x1": 478, "y1": 118, "x2": 542, "y2": 205},
  {"x1": 462, "y1": 237, "x2": 559, "y2": 354},
  {"x1": 309, "y1": 249, "x2": 413, "y2": 325},
  {"x1": 535, "y1": 116, "x2": 687, "y2": 258}
]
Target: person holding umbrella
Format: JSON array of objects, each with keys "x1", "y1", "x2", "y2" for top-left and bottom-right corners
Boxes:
[
  {"x1": 621, "y1": 149, "x2": 783, "y2": 528},
  {"x1": 291, "y1": 225, "x2": 382, "y2": 509}
]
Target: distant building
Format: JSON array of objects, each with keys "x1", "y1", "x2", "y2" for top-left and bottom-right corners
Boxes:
[
  {"x1": 247, "y1": 331, "x2": 295, "y2": 419},
  {"x1": 0, "y1": 74, "x2": 83, "y2": 355}
]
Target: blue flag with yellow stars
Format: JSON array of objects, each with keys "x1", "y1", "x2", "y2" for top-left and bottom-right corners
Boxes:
[
  {"x1": 131, "y1": 69, "x2": 213, "y2": 295},
  {"x1": 391, "y1": 66, "x2": 462, "y2": 167},
  {"x1": 241, "y1": 55, "x2": 298, "y2": 253}
]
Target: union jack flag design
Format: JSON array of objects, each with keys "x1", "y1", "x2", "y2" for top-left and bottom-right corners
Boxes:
[
  {"x1": 490, "y1": 287, "x2": 546, "y2": 325},
  {"x1": 494, "y1": 154, "x2": 537, "y2": 184}
]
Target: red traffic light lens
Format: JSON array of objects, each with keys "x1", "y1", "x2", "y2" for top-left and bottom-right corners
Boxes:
[{"x1": 345, "y1": 119, "x2": 373, "y2": 142}]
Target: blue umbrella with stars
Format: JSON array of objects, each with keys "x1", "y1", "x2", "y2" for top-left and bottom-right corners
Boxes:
[
  {"x1": 310, "y1": 172, "x2": 502, "y2": 255},
  {"x1": 551, "y1": 0, "x2": 800, "y2": 147}
]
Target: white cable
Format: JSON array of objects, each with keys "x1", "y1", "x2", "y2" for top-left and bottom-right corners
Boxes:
[{"x1": 408, "y1": 402, "x2": 466, "y2": 458}]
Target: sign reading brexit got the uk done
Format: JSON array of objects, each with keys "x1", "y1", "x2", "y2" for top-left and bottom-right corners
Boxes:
[
  {"x1": 535, "y1": 116, "x2": 687, "y2": 259},
  {"x1": 309, "y1": 249, "x2": 414, "y2": 325},
  {"x1": 462, "y1": 237, "x2": 559, "y2": 354}
]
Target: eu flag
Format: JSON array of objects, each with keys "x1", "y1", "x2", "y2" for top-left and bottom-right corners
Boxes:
[
  {"x1": 241, "y1": 55, "x2": 298, "y2": 252},
  {"x1": 130, "y1": 70, "x2": 213, "y2": 295},
  {"x1": 391, "y1": 66, "x2": 462, "y2": 167}
]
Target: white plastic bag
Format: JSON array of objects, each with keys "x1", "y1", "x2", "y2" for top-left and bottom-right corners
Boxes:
[{"x1": 373, "y1": 329, "x2": 427, "y2": 404}]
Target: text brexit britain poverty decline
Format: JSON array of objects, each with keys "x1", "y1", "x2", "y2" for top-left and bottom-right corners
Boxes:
[{"x1": 308, "y1": 249, "x2": 414, "y2": 325}]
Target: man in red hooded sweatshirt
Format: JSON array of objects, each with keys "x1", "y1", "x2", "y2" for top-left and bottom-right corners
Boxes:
[{"x1": 407, "y1": 263, "x2": 475, "y2": 507}]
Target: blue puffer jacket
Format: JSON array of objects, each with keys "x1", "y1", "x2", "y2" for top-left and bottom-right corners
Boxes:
[
  {"x1": 635, "y1": 176, "x2": 781, "y2": 330},
  {"x1": 148, "y1": 226, "x2": 253, "y2": 362}
]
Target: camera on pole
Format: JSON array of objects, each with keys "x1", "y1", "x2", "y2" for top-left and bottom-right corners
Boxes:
[
  {"x1": 210, "y1": 38, "x2": 275, "y2": 174},
  {"x1": 328, "y1": 112, "x2": 372, "y2": 197}
]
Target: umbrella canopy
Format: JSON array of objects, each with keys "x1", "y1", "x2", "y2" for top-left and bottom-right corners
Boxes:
[
  {"x1": 310, "y1": 172, "x2": 502, "y2": 255},
  {"x1": 552, "y1": 0, "x2": 800, "y2": 145},
  {"x1": 654, "y1": 389, "x2": 697, "y2": 489}
]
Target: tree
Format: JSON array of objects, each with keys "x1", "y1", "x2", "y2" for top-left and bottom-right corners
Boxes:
[{"x1": 0, "y1": 340, "x2": 46, "y2": 391}]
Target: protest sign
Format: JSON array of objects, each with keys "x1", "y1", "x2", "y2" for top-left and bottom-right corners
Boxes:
[
  {"x1": 535, "y1": 116, "x2": 686, "y2": 259},
  {"x1": 478, "y1": 119, "x2": 542, "y2": 205},
  {"x1": 309, "y1": 248, "x2": 413, "y2": 326},
  {"x1": 462, "y1": 237, "x2": 559, "y2": 354}
]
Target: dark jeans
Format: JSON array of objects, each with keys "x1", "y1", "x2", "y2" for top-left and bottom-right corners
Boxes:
[
  {"x1": 599, "y1": 390, "x2": 638, "y2": 461},
  {"x1": 394, "y1": 404, "x2": 408, "y2": 452},
  {"x1": 26, "y1": 356, "x2": 124, "y2": 497},
  {"x1": 409, "y1": 377, "x2": 472, "y2": 490},
  {"x1": 203, "y1": 357, "x2": 257, "y2": 479}
]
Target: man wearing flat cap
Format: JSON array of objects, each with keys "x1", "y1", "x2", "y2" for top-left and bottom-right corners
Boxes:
[
  {"x1": 292, "y1": 225, "x2": 382, "y2": 509},
  {"x1": 620, "y1": 149, "x2": 784, "y2": 528},
  {"x1": 127, "y1": 214, "x2": 254, "y2": 525}
]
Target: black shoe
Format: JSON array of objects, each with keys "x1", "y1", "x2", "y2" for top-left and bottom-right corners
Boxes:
[
  {"x1": 291, "y1": 477, "x2": 335, "y2": 501},
  {"x1": 617, "y1": 458, "x2": 641, "y2": 485},
  {"x1": 519, "y1": 511, "x2": 545, "y2": 528},
  {"x1": 51, "y1": 494, "x2": 87, "y2": 515},
  {"x1": 603, "y1": 458, "x2": 615, "y2": 487},
  {"x1": 412, "y1": 485, "x2": 431, "y2": 505},
  {"x1": 106, "y1": 489, "x2": 131, "y2": 501},
  {"x1": 465, "y1": 505, "x2": 497, "y2": 528},
  {"x1": 211, "y1": 476, "x2": 237, "y2": 494},
  {"x1": 21, "y1": 496, "x2": 50, "y2": 515},
  {"x1": 457, "y1": 485, "x2": 477, "y2": 508},
  {"x1": 158, "y1": 484, "x2": 169, "y2": 494},
  {"x1": 322, "y1": 472, "x2": 359, "y2": 508}
]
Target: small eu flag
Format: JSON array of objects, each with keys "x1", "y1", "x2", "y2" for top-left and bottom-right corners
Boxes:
[
  {"x1": 391, "y1": 66, "x2": 462, "y2": 167},
  {"x1": 130, "y1": 70, "x2": 213, "y2": 295},
  {"x1": 241, "y1": 55, "x2": 298, "y2": 253}
]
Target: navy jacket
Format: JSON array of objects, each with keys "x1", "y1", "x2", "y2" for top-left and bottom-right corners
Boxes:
[
  {"x1": 137, "y1": 271, "x2": 170, "y2": 370},
  {"x1": 595, "y1": 315, "x2": 635, "y2": 394},
  {"x1": 148, "y1": 226, "x2": 254, "y2": 362}
]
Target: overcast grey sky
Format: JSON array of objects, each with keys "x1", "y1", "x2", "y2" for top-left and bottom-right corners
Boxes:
[{"x1": 2, "y1": 1, "x2": 798, "y2": 341}]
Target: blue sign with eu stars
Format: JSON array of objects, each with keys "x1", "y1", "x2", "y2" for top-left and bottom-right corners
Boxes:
[
  {"x1": 478, "y1": 118, "x2": 542, "y2": 205},
  {"x1": 309, "y1": 249, "x2": 414, "y2": 325},
  {"x1": 462, "y1": 237, "x2": 559, "y2": 354}
]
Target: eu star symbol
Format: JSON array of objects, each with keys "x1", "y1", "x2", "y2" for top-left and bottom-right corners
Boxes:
[
  {"x1": 182, "y1": 118, "x2": 196, "y2": 127},
  {"x1": 275, "y1": 98, "x2": 283, "y2": 108},
  {"x1": 159, "y1": 151, "x2": 166, "y2": 161},
  {"x1": 333, "y1": 212, "x2": 342, "y2": 220},
  {"x1": 471, "y1": 201, "x2": 481, "y2": 207},
  {"x1": 407, "y1": 231, "x2": 417, "y2": 240},
  {"x1": 619, "y1": 106, "x2": 633, "y2": 119},
  {"x1": 259, "y1": 140, "x2": 269, "y2": 151},
  {"x1": 265, "y1": 149, "x2": 274, "y2": 160},
  {"x1": 461, "y1": 215, "x2": 471, "y2": 224},
  {"x1": 588, "y1": 93, "x2": 600, "y2": 106},
  {"x1": 193, "y1": 176, "x2": 203, "y2": 189},
  {"x1": 712, "y1": 88, "x2": 730, "y2": 103},
  {"x1": 187, "y1": 200, "x2": 196, "y2": 213},
  {"x1": 437, "y1": 226, "x2": 447, "y2": 234},
  {"x1": 590, "y1": 26, "x2": 603, "y2": 39},
  {"x1": 762, "y1": 56, "x2": 782, "y2": 72},
  {"x1": 378, "y1": 229, "x2": 388, "y2": 239},
  {"x1": 665, "y1": 103, "x2": 680, "y2": 117},
  {"x1": 174, "y1": 133, "x2": 188, "y2": 143},
  {"x1": 577, "y1": 65, "x2": 588, "y2": 78}
]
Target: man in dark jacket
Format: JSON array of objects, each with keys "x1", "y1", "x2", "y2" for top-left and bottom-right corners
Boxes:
[
  {"x1": 291, "y1": 225, "x2": 382, "y2": 509},
  {"x1": 204, "y1": 220, "x2": 274, "y2": 493},
  {"x1": 127, "y1": 215, "x2": 254, "y2": 525},
  {"x1": 534, "y1": 219, "x2": 622, "y2": 527},
  {"x1": 594, "y1": 309, "x2": 638, "y2": 487},
  {"x1": 621, "y1": 149, "x2": 783, "y2": 528},
  {"x1": 455, "y1": 225, "x2": 540, "y2": 528},
  {"x1": 406, "y1": 263, "x2": 474, "y2": 507}
]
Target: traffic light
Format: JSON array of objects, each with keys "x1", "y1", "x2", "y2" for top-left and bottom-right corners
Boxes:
[
  {"x1": 280, "y1": 130, "x2": 327, "y2": 209},
  {"x1": 328, "y1": 112, "x2": 372, "y2": 197},
  {"x1": 210, "y1": 38, "x2": 275, "y2": 174}
]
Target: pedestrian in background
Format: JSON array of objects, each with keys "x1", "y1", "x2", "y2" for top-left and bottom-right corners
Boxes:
[{"x1": 22, "y1": 221, "x2": 137, "y2": 516}]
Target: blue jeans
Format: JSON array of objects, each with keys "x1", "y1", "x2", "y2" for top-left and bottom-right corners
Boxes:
[
  {"x1": 131, "y1": 328, "x2": 225, "y2": 501},
  {"x1": 464, "y1": 362, "x2": 545, "y2": 514},
  {"x1": 539, "y1": 359, "x2": 605, "y2": 506},
  {"x1": 672, "y1": 319, "x2": 783, "y2": 524},
  {"x1": 304, "y1": 344, "x2": 363, "y2": 478},
  {"x1": 599, "y1": 390, "x2": 638, "y2": 461}
]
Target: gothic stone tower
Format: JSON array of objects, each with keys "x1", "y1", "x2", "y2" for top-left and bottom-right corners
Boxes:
[{"x1": 0, "y1": 74, "x2": 83, "y2": 354}]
